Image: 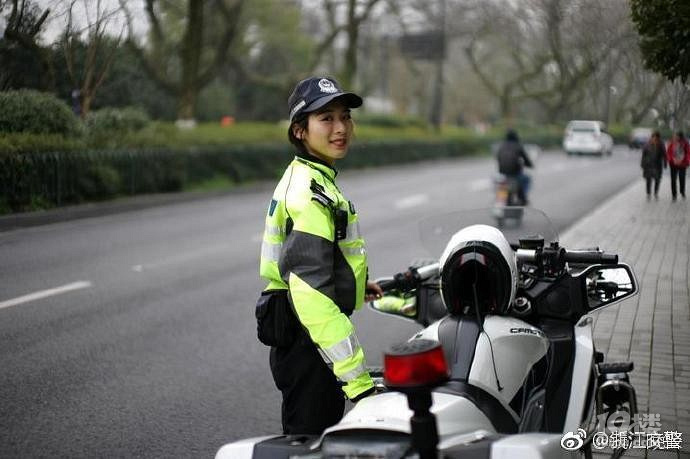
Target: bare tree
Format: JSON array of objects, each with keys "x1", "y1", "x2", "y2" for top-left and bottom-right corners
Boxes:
[
  {"x1": 61, "y1": 0, "x2": 124, "y2": 117},
  {"x1": 304, "y1": 0, "x2": 384, "y2": 88},
  {"x1": 462, "y1": 0, "x2": 635, "y2": 122},
  {"x1": 2, "y1": 0, "x2": 54, "y2": 90},
  {"x1": 120, "y1": 0, "x2": 245, "y2": 121}
]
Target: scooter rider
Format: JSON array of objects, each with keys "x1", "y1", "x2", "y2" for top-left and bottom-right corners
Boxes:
[
  {"x1": 257, "y1": 77, "x2": 382, "y2": 435},
  {"x1": 496, "y1": 129, "x2": 533, "y2": 205}
]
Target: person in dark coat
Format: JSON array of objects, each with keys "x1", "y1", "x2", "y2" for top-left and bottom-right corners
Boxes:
[
  {"x1": 640, "y1": 131, "x2": 666, "y2": 200},
  {"x1": 496, "y1": 129, "x2": 533, "y2": 204}
]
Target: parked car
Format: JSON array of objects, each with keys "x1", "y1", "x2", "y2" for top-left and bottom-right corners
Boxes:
[
  {"x1": 563, "y1": 120, "x2": 613, "y2": 156},
  {"x1": 628, "y1": 127, "x2": 652, "y2": 149}
]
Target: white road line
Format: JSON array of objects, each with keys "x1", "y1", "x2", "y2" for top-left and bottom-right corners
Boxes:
[
  {"x1": 0, "y1": 281, "x2": 92, "y2": 310},
  {"x1": 395, "y1": 194, "x2": 429, "y2": 209}
]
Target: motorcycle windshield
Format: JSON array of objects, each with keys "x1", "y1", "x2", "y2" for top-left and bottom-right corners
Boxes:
[{"x1": 419, "y1": 207, "x2": 558, "y2": 257}]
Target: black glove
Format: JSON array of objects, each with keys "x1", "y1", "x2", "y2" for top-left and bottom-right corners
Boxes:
[{"x1": 349, "y1": 386, "x2": 375, "y2": 403}]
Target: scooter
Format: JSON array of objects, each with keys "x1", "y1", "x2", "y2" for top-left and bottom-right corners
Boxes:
[
  {"x1": 492, "y1": 142, "x2": 538, "y2": 226},
  {"x1": 492, "y1": 174, "x2": 525, "y2": 227},
  {"x1": 216, "y1": 208, "x2": 638, "y2": 459}
]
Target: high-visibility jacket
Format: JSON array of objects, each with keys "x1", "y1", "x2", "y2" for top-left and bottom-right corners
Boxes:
[{"x1": 260, "y1": 155, "x2": 374, "y2": 400}]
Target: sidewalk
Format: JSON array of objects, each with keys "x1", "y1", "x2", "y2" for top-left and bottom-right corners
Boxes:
[{"x1": 560, "y1": 181, "x2": 689, "y2": 458}]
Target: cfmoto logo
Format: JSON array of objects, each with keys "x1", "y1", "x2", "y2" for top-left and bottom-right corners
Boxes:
[{"x1": 560, "y1": 428, "x2": 586, "y2": 451}]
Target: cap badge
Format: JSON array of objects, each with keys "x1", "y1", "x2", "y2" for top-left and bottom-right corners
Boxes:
[{"x1": 318, "y1": 78, "x2": 338, "y2": 94}]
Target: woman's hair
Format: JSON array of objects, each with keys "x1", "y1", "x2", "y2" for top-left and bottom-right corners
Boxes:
[
  {"x1": 652, "y1": 131, "x2": 661, "y2": 138},
  {"x1": 288, "y1": 113, "x2": 309, "y2": 154}
]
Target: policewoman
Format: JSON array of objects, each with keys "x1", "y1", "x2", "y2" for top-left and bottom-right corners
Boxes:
[{"x1": 258, "y1": 77, "x2": 383, "y2": 434}]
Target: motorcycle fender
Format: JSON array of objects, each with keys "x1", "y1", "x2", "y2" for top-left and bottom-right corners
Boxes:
[
  {"x1": 491, "y1": 433, "x2": 578, "y2": 458},
  {"x1": 215, "y1": 435, "x2": 283, "y2": 459}
]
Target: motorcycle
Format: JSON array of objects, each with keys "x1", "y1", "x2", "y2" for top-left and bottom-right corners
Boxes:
[
  {"x1": 216, "y1": 208, "x2": 638, "y2": 459},
  {"x1": 492, "y1": 143, "x2": 538, "y2": 225}
]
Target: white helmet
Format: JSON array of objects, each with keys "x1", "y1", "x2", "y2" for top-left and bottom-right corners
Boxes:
[{"x1": 439, "y1": 225, "x2": 517, "y2": 316}]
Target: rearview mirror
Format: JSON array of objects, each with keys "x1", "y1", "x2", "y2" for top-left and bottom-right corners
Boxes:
[{"x1": 581, "y1": 264, "x2": 637, "y2": 312}]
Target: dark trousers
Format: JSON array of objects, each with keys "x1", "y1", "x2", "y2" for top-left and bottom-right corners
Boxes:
[
  {"x1": 670, "y1": 166, "x2": 687, "y2": 198},
  {"x1": 269, "y1": 328, "x2": 344, "y2": 434},
  {"x1": 645, "y1": 175, "x2": 661, "y2": 196}
]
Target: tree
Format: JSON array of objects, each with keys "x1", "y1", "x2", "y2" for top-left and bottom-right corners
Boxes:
[
  {"x1": 61, "y1": 0, "x2": 124, "y2": 117},
  {"x1": 302, "y1": 0, "x2": 384, "y2": 88},
  {"x1": 121, "y1": 0, "x2": 246, "y2": 121},
  {"x1": 1, "y1": 0, "x2": 55, "y2": 90},
  {"x1": 462, "y1": 0, "x2": 634, "y2": 122},
  {"x1": 630, "y1": 0, "x2": 690, "y2": 83},
  {"x1": 221, "y1": 0, "x2": 314, "y2": 121}
]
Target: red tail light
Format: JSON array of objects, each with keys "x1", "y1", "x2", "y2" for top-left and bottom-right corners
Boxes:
[{"x1": 384, "y1": 339, "x2": 449, "y2": 388}]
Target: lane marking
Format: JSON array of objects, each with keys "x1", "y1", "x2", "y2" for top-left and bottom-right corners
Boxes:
[
  {"x1": 395, "y1": 194, "x2": 429, "y2": 209},
  {"x1": 0, "y1": 281, "x2": 92, "y2": 310}
]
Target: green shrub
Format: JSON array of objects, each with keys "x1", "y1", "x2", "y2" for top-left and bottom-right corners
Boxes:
[
  {"x1": 77, "y1": 164, "x2": 122, "y2": 200},
  {"x1": 86, "y1": 106, "x2": 151, "y2": 133},
  {"x1": 357, "y1": 113, "x2": 428, "y2": 129},
  {"x1": 0, "y1": 90, "x2": 81, "y2": 136},
  {"x1": 0, "y1": 132, "x2": 86, "y2": 154}
]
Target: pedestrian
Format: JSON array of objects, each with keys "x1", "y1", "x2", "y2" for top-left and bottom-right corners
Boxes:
[
  {"x1": 666, "y1": 131, "x2": 690, "y2": 201},
  {"x1": 640, "y1": 130, "x2": 666, "y2": 200},
  {"x1": 496, "y1": 129, "x2": 533, "y2": 205},
  {"x1": 256, "y1": 76, "x2": 382, "y2": 435}
]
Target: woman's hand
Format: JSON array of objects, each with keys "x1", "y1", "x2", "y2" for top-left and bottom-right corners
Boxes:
[{"x1": 364, "y1": 280, "x2": 384, "y2": 302}]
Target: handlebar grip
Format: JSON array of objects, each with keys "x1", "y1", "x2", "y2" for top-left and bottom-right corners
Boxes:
[
  {"x1": 564, "y1": 251, "x2": 618, "y2": 265},
  {"x1": 376, "y1": 278, "x2": 399, "y2": 292}
]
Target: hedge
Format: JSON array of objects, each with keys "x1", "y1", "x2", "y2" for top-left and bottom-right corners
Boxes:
[{"x1": 0, "y1": 138, "x2": 497, "y2": 213}]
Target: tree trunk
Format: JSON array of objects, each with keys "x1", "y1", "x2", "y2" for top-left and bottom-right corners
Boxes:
[
  {"x1": 81, "y1": 92, "x2": 93, "y2": 118},
  {"x1": 177, "y1": 0, "x2": 203, "y2": 121},
  {"x1": 178, "y1": 87, "x2": 197, "y2": 120},
  {"x1": 340, "y1": 0, "x2": 358, "y2": 89}
]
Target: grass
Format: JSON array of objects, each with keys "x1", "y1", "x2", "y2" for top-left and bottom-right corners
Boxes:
[{"x1": 182, "y1": 174, "x2": 238, "y2": 193}]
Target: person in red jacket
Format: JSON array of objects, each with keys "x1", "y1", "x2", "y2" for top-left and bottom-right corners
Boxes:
[{"x1": 666, "y1": 131, "x2": 690, "y2": 201}]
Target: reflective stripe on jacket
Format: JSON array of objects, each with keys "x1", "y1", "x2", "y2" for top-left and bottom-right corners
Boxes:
[{"x1": 259, "y1": 156, "x2": 373, "y2": 399}]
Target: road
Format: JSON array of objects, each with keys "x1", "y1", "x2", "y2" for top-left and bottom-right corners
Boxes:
[{"x1": 0, "y1": 146, "x2": 640, "y2": 458}]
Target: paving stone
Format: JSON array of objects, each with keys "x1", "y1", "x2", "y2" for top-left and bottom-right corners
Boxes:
[{"x1": 560, "y1": 181, "x2": 689, "y2": 457}]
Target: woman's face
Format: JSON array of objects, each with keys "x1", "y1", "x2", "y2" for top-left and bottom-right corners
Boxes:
[{"x1": 297, "y1": 100, "x2": 354, "y2": 165}]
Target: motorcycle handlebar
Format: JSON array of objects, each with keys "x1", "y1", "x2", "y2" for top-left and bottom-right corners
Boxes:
[
  {"x1": 377, "y1": 263, "x2": 440, "y2": 293},
  {"x1": 516, "y1": 248, "x2": 618, "y2": 265},
  {"x1": 376, "y1": 278, "x2": 399, "y2": 292},
  {"x1": 563, "y1": 251, "x2": 618, "y2": 265}
]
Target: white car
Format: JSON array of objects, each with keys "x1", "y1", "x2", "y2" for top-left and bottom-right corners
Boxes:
[{"x1": 563, "y1": 120, "x2": 613, "y2": 156}]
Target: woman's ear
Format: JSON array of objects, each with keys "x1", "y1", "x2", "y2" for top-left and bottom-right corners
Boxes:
[{"x1": 291, "y1": 124, "x2": 303, "y2": 140}]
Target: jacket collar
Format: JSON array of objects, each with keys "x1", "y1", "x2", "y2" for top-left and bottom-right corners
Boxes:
[{"x1": 295, "y1": 152, "x2": 338, "y2": 180}]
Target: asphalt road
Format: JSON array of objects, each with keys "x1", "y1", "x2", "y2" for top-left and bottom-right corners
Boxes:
[{"x1": 0, "y1": 146, "x2": 640, "y2": 458}]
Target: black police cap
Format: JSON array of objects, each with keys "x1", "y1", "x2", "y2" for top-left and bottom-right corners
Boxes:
[{"x1": 288, "y1": 77, "x2": 362, "y2": 122}]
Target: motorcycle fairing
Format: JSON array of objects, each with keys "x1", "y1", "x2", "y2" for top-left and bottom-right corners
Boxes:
[
  {"x1": 323, "y1": 391, "x2": 497, "y2": 438},
  {"x1": 563, "y1": 317, "x2": 595, "y2": 433}
]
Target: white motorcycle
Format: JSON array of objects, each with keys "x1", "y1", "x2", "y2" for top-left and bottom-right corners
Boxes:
[{"x1": 217, "y1": 207, "x2": 638, "y2": 459}]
